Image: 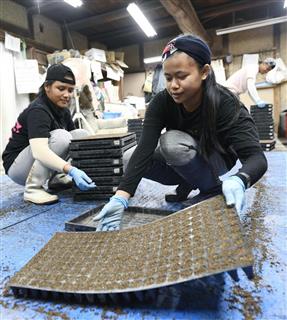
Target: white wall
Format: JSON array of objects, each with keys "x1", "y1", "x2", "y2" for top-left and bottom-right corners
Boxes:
[{"x1": 0, "y1": 42, "x2": 30, "y2": 171}]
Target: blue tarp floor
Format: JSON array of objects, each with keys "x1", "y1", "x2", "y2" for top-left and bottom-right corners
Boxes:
[{"x1": 0, "y1": 151, "x2": 286, "y2": 320}]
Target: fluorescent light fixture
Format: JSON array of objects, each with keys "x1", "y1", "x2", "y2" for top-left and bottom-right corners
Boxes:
[
  {"x1": 127, "y1": 3, "x2": 157, "y2": 37},
  {"x1": 284, "y1": 0, "x2": 287, "y2": 8},
  {"x1": 63, "y1": 0, "x2": 83, "y2": 8},
  {"x1": 144, "y1": 56, "x2": 162, "y2": 64},
  {"x1": 216, "y1": 16, "x2": 287, "y2": 35}
]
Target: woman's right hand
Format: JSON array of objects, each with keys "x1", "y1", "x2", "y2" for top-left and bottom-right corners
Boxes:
[
  {"x1": 68, "y1": 166, "x2": 96, "y2": 191},
  {"x1": 93, "y1": 195, "x2": 129, "y2": 231}
]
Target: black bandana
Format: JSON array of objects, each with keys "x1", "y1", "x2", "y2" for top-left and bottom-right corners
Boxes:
[{"x1": 162, "y1": 35, "x2": 211, "y2": 66}]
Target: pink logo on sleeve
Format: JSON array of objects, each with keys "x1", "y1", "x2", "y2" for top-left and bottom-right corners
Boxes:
[{"x1": 12, "y1": 121, "x2": 22, "y2": 134}]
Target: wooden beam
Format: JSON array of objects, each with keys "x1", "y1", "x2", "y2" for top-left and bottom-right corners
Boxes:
[
  {"x1": 88, "y1": 17, "x2": 177, "y2": 42},
  {"x1": 199, "y1": 0, "x2": 280, "y2": 23},
  {"x1": 159, "y1": 0, "x2": 210, "y2": 43},
  {"x1": 0, "y1": 23, "x2": 31, "y2": 39},
  {"x1": 27, "y1": 2, "x2": 55, "y2": 14},
  {"x1": 67, "y1": 7, "x2": 128, "y2": 30},
  {"x1": 66, "y1": 1, "x2": 162, "y2": 31},
  {"x1": 0, "y1": 28, "x2": 56, "y2": 52}
]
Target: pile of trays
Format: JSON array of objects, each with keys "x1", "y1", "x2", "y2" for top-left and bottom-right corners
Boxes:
[
  {"x1": 250, "y1": 104, "x2": 275, "y2": 151},
  {"x1": 70, "y1": 133, "x2": 136, "y2": 201},
  {"x1": 127, "y1": 118, "x2": 144, "y2": 142}
]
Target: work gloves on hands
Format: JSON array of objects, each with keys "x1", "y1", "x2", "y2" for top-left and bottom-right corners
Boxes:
[
  {"x1": 222, "y1": 176, "x2": 246, "y2": 214},
  {"x1": 68, "y1": 166, "x2": 96, "y2": 191},
  {"x1": 93, "y1": 195, "x2": 128, "y2": 231},
  {"x1": 256, "y1": 99, "x2": 268, "y2": 108}
]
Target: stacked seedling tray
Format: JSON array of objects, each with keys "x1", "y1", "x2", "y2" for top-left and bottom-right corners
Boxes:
[
  {"x1": 128, "y1": 118, "x2": 144, "y2": 142},
  {"x1": 70, "y1": 133, "x2": 136, "y2": 201},
  {"x1": 260, "y1": 140, "x2": 276, "y2": 151},
  {"x1": 250, "y1": 104, "x2": 275, "y2": 151},
  {"x1": 8, "y1": 196, "x2": 254, "y2": 307}
]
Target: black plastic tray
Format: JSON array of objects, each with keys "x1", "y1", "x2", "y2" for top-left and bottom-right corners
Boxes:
[
  {"x1": 127, "y1": 123, "x2": 144, "y2": 127},
  {"x1": 250, "y1": 104, "x2": 272, "y2": 110},
  {"x1": 255, "y1": 124, "x2": 274, "y2": 129},
  {"x1": 260, "y1": 140, "x2": 276, "y2": 149},
  {"x1": 257, "y1": 129, "x2": 274, "y2": 134},
  {"x1": 258, "y1": 135, "x2": 275, "y2": 140},
  {"x1": 72, "y1": 185, "x2": 118, "y2": 193},
  {"x1": 72, "y1": 158, "x2": 123, "y2": 168},
  {"x1": 261, "y1": 141, "x2": 276, "y2": 147},
  {"x1": 127, "y1": 118, "x2": 144, "y2": 123},
  {"x1": 261, "y1": 145, "x2": 275, "y2": 151},
  {"x1": 65, "y1": 205, "x2": 174, "y2": 231},
  {"x1": 251, "y1": 111, "x2": 273, "y2": 117},
  {"x1": 73, "y1": 193, "x2": 114, "y2": 201},
  {"x1": 254, "y1": 120, "x2": 274, "y2": 126},
  {"x1": 78, "y1": 166, "x2": 123, "y2": 176},
  {"x1": 70, "y1": 133, "x2": 136, "y2": 150},
  {"x1": 252, "y1": 116, "x2": 274, "y2": 122},
  {"x1": 87, "y1": 176, "x2": 122, "y2": 185},
  {"x1": 70, "y1": 140, "x2": 137, "y2": 159}
]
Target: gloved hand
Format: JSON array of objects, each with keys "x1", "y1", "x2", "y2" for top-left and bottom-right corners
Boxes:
[
  {"x1": 256, "y1": 100, "x2": 268, "y2": 108},
  {"x1": 93, "y1": 195, "x2": 128, "y2": 231},
  {"x1": 68, "y1": 166, "x2": 96, "y2": 191},
  {"x1": 222, "y1": 176, "x2": 246, "y2": 214}
]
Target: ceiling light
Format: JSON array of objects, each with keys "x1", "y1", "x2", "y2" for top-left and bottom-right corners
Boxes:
[
  {"x1": 144, "y1": 56, "x2": 162, "y2": 64},
  {"x1": 284, "y1": 0, "x2": 287, "y2": 8},
  {"x1": 63, "y1": 0, "x2": 83, "y2": 8},
  {"x1": 127, "y1": 3, "x2": 157, "y2": 38},
  {"x1": 216, "y1": 16, "x2": 287, "y2": 35}
]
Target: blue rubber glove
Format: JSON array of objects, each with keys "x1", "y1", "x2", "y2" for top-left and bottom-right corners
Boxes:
[
  {"x1": 93, "y1": 195, "x2": 128, "y2": 231},
  {"x1": 68, "y1": 167, "x2": 96, "y2": 191},
  {"x1": 222, "y1": 176, "x2": 246, "y2": 214},
  {"x1": 256, "y1": 100, "x2": 268, "y2": 108}
]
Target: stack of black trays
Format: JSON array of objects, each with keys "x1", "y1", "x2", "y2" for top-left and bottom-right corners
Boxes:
[
  {"x1": 250, "y1": 104, "x2": 275, "y2": 151},
  {"x1": 128, "y1": 118, "x2": 144, "y2": 142},
  {"x1": 70, "y1": 133, "x2": 137, "y2": 201}
]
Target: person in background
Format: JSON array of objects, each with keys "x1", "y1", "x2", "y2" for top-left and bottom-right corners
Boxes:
[
  {"x1": 225, "y1": 58, "x2": 276, "y2": 108},
  {"x1": 93, "y1": 34, "x2": 267, "y2": 231},
  {"x1": 2, "y1": 64, "x2": 96, "y2": 205}
]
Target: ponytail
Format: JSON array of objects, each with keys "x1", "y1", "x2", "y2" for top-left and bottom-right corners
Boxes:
[{"x1": 199, "y1": 67, "x2": 241, "y2": 159}]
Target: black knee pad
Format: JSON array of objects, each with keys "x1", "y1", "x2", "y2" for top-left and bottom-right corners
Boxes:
[{"x1": 159, "y1": 130, "x2": 197, "y2": 166}]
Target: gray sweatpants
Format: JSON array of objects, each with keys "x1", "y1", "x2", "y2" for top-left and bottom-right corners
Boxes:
[
  {"x1": 123, "y1": 130, "x2": 229, "y2": 193},
  {"x1": 8, "y1": 129, "x2": 88, "y2": 186}
]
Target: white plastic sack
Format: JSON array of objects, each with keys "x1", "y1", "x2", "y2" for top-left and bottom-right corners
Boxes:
[{"x1": 266, "y1": 58, "x2": 287, "y2": 84}]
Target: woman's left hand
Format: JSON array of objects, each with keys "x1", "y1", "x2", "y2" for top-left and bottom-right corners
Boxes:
[
  {"x1": 68, "y1": 166, "x2": 96, "y2": 191},
  {"x1": 222, "y1": 176, "x2": 246, "y2": 213}
]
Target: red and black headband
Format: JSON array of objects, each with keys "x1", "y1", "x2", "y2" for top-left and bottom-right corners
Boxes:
[{"x1": 162, "y1": 35, "x2": 211, "y2": 66}]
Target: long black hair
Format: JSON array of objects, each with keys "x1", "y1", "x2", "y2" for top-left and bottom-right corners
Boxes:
[{"x1": 198, "y1": 64, "x2": 241, "y2": 159}]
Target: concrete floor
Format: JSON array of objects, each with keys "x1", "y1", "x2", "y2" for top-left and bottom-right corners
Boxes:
[{"x1": 0, "y1": 150, "x2": 286, "y2": 320}]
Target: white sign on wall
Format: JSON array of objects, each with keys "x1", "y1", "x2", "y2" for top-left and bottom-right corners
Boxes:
[
  {"x1": 5, "y1": 32, "x2": 21, "y2": 53},
  {"x1": 14, "y1": 59, "x2": 40, "y2": 94}
]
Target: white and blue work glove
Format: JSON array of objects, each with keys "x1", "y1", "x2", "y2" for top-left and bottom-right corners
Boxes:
[
  {"x1": 93, "y1": 195, "x2": 128, "y2": 231},
  {"x1": 68, "y1": 167, "x2": 96, "y2": 191},
  {"x1": 256, "y1": 99, "x2": 268, "y2": 108},
  {"x1": 222, "y1": 176, "x2": 246, "y2": 214}
]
